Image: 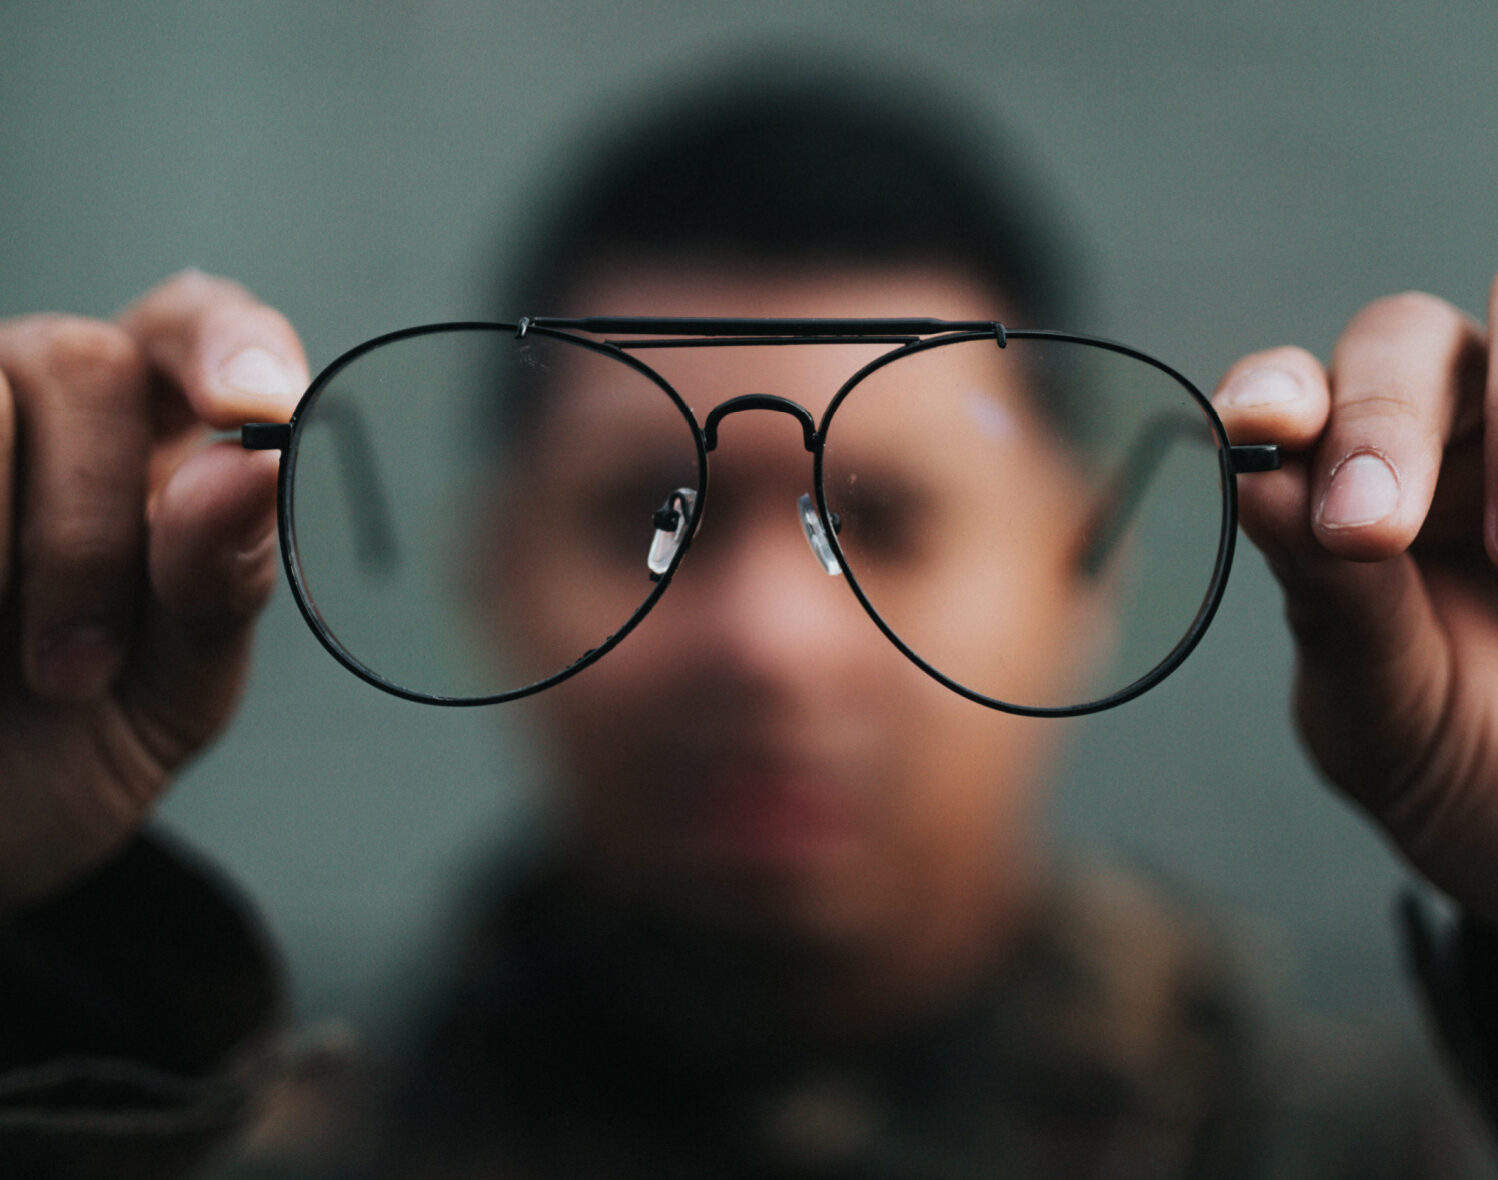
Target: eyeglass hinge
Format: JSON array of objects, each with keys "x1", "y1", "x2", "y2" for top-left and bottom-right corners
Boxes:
[
  {"x1": 241, "y1": 422, "x2": 291, "y2": 451},
  {"x1": 515, "y1": 316, "x2": 532, "y2": 339},
  {"x1": 992, "y1": 323, "x2": 1007, "y2": 348},
  {"x1": 1229, "y1": 443, "x2": 1280, "y2": 473}
]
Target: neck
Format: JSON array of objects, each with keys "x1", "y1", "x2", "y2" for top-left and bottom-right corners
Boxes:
[{"x1": 785, "y1": 849, "x2": 1043, "y2": 1044}]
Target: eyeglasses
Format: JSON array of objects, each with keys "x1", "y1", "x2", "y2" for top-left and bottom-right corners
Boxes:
[{"x1": 241, "y1": 317, "x2": 1278, "y2": 716}]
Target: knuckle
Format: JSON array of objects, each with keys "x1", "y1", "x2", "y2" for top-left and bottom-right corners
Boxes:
[
  {"x1": 19, "y1": 453, "x2": 146, "y2": 584},
  {"x1": 1334, "y1": 389, "x2": 1427, "y2": 424},
  {"x1": 23, "y1": 316, "x2": 146, "y2": 396},
  {"x1": 1329, "y1": 391, "x2": 1441, "y2": 455},
  {"x1": 23, "y1": 510, "x2": 138, "y2": 591}
]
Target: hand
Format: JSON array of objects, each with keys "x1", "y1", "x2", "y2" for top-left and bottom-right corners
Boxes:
[
  {"x1": 0, "y1": 271, "x2": 306, "y2": 912},
  {"x1": 1214, "y1": 284, "x2": 1498, "y2": 920}
]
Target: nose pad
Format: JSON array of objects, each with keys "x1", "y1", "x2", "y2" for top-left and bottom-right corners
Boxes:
[
  {"x1": 797, "y1": 494, "x2": 843, "y2": 576},
  {"x1": 647, "y1": 487, "x2": 698, "y2": 580}
]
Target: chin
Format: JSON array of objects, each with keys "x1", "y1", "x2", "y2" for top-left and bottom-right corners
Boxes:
[{"x1": 651, "y1": 849, "x2": 893, "y2": 957}]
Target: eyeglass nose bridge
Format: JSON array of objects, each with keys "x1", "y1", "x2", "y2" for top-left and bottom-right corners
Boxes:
[
  {"x1": 696, "y1": 394, "x2": 842, "y2": 578},
  {"x1": 702, "y1": 394, "x2": 819, "y2": 452}
]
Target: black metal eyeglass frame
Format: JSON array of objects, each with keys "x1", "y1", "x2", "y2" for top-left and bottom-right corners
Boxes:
[{"x1": 242, "y1": 317, "x2": 1280, "y2": 717}]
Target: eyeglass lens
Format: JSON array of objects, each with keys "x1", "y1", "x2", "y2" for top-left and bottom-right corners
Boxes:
[
  {"x1": 285, "y1": 327, "x2": 701, "y2": 702},
  {"x1": 822, "y1": 335, "x2": 1225, "y2": 712}
]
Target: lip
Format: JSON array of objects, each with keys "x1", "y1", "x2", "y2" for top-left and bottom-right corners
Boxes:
[{"x1": 670, "y1": 759, "x2": 869, "y2": 870}]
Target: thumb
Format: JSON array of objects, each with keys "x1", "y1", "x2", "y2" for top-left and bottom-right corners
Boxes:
[
  {"x1": 1242, "y1": 450, "x2": 1448, "y2": 806},
  {"x1": 1215, "y1": 348, "x2": 1452, "y2": 807},
  {"x1": 1246, "y1": 456, "x2": 1498, "y2": 916},
  {"x1": 126, "y1": 441, "x2": 282, "y2": 765},
  {"x1": 1236, "y1": 446, "x2": 1498, "y2": 904}
]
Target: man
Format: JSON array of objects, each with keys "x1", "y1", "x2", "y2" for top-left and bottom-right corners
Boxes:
[{"x1": 1, "y1": 74, "x2": 1496, "y2": 1177}]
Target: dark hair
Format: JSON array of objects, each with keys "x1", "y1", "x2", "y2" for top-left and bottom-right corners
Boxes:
[{"x1": 501, "y1": 62, "x2": 1079, "y2": 328}]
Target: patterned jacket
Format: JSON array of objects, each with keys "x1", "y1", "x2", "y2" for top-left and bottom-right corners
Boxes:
[{"x1": 0, "y1": 835, "x2": 1493, "y2": 1178}]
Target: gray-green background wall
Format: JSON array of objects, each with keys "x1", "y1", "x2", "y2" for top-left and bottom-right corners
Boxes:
[{"x1": 4, "y1": 1, "x2": 1496, "y2": 1039}]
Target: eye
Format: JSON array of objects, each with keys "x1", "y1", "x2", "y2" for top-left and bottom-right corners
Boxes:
[
  {"x1": 828, "y1": 470, "x2": 931, "y2": 567},
  {"x1": 559, "y1": 462, "x2": 699, "y2": 568}
]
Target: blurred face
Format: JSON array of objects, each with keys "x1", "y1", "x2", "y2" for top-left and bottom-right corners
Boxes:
[{"x1": 489, "y1": 263, "x2": 1102, "y2": 959}]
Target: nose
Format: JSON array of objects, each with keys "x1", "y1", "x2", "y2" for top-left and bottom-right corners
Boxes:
[
  {"x1": 646, "y1": 488, "x2": 839, "y2": 580},
  {"x1": 646, "y1": 393, "x2": 842, "y2": 581},
  {"x1": 658, "y1": 406, "x2": 867, "y2": 684},
  {"x1": 679, "y1": 502, "x2": 861, "y2": 687}
]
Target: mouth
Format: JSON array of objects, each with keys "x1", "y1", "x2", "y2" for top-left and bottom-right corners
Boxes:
[{"x1": 669, "y1": 756, "x2": 870, "y2": 871}]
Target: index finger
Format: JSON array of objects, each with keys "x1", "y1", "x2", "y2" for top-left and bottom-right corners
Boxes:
[
  {"x1": 1484, "y1": 273, "x2": 1498, "y2": 563},
  {"x1": 116, "y1": 269, "x2": 308, "y2": 431},
  {"x1": 1314, "y1": 291, "x2": 1484, "y2": 563}
]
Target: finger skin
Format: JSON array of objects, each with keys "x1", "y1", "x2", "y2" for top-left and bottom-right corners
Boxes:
[
  {"x1": 0, "y1": 272, "x2": 303, "y2": 704},
  {"x1": 118, "y1": 443, "x2": 281, "y2": 771},
  {"x1": 0, "y1": 272, "x2": 302, "y2": 910},
  {"x1": 118, "y1": 268, "x2": 308, "y2": 430},
  {"x1": 1314, "y1": 293, "x2": 1484, "y2": 562},
  {"x1": 0, "y1": 368, "x2": 13, "y2": 605},
  {"x1": 0, "y1": 317, "x2": 152, "y2": 700},
  {"x1": 149, "y1": 442, "x2": 281, "y2": 632},
  {"x1": 1213, "y1": 346, "x2": 1330, "y2": 452},
  {"x1": 1485, "y1": 273, "x2": 1498, "y2": 563},
  {"x1": 1217, "y1": 298, "x2": 1498, "y2": 920},
  {"x1": 1217, "y1": 348, "x2": 1451, "y2": 811}
]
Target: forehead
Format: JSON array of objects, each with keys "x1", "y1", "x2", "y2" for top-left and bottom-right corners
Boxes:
[{"x1": 563, "y1": 259, "x2": 1008, "y2": 315}]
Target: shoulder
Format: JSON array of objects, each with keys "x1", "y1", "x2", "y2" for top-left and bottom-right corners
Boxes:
[{"x1": 1005, "y1": 860, "x2": 1493, "y2": 1178}]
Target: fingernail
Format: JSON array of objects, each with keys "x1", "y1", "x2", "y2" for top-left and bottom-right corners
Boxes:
[
  {"x1": 218, "y1": 346, "x2": 302, "y2": 416},
  {"x1": 1319, "y1": 452, "x2": 1400, "y2": 530},
  {"x1": 1215, "y1": 367, "x2": 1304, "y2": 409},
  {"x1": 32, "y1": 624, "x2": 124, "y2": 701}
]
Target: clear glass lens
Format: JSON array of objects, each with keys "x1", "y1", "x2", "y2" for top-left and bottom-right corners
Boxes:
[
  {"x1": 285, "y1": 327, "x2": 701, "y2": 701},
  {"x1": 820, "y1": 335, "x2": 1227, "y2": 712}
]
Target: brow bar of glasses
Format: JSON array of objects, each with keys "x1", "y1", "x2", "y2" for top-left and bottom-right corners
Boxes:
[{"x1": 518, "y1": 321, "x2": 1277, "y2": 475}]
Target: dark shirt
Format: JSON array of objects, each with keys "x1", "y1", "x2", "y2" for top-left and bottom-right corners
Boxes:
[{"x1": 0, "y1": 835, "x2": 1493, "y2": 1178}]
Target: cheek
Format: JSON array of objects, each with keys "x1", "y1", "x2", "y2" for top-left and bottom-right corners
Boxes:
[
  {"x1": 954, "y1": 546, "x2": 1110, "y2": 703},
  {"x1": 845, "y1": 702, "x2": 1060, "y2": 942},
  {"x1": 891, "y1": 701, "x2": 1056, "y2": 830},
  {"x1": 850, "y1": 514, "x2": 1105, "y2": 712},
  {"x1": 477, "y1": 504, "x2": 679, "y2": 701}
]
